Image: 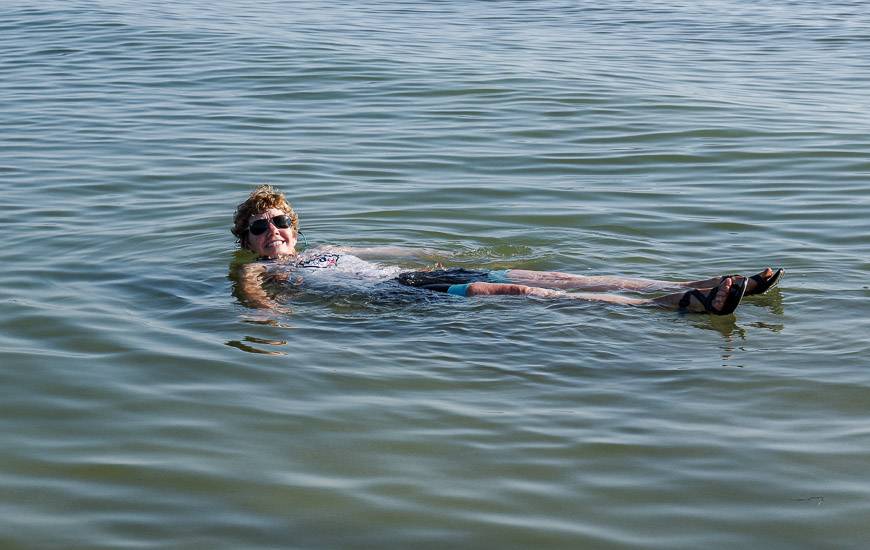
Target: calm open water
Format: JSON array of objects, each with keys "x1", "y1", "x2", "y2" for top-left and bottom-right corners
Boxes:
[{"x1": 2, "y1": 1, "x2": 870, "y2": 548}]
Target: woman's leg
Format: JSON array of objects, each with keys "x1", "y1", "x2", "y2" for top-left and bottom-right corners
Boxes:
[
  {"x1": 465, "y1": 278, "x2": 739, "y2": 313},
  {"x1": 500, "y1": 267, "x2": 776, "y2": 294},
  {"x1": 501, "y1": 269, "x2": 684, "y2": 292},
  {"x1": 465, "y1": 282, "x2": 647, "y2": 303}
]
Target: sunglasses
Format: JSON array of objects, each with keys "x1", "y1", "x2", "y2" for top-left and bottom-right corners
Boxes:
[{"x1": 247, "y1": 215, "x2": 292, "y2": 236}]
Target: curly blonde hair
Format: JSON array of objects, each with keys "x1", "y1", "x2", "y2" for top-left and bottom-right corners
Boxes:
[{"x1": 231, "y1": 185, "x2": 299, "y2": 250}]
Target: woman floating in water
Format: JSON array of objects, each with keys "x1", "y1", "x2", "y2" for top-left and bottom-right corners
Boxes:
[{"x1": 231, "y1": 185, "x2": 783, "y2": 314}]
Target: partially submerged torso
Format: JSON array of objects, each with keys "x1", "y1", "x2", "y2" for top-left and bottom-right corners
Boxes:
[
  {"x1": 261, "y1": 248, "x2": 408, "y2": 293},
  {"x1": 253, "y1": 248, "x2": 496, "y2": 303}
]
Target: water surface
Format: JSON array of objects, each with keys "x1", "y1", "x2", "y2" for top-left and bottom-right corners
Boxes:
[{"x1": 2, "y1": 1, "x2": 869, "y2": 548}]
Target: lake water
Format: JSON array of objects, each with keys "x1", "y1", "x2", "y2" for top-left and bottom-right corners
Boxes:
[{"x1": 2, "y1": 1, "x2": 869, "y2": 548}]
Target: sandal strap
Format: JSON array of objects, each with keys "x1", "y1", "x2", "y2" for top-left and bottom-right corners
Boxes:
[
  {"x1": 748, "y1": 268, "x2": 783, "y2": 295},
  {"x1": 678, "y1": 288, "x2": 711, "y2": 311},
  {"x1": 679, "y1": 277, "x2": 747, "y2": 315}
]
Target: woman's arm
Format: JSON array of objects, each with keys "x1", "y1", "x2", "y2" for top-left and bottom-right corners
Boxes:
[{"x1": 232, "y1": 263, "x2": 282, "y2": 310}]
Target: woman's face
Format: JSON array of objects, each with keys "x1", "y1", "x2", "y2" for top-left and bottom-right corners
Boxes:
[{"x1": 246, "y1": 208, "x2": 297, "y2": 258}]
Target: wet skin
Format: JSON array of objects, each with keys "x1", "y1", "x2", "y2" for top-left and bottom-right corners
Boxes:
[{"x1": 247, "y1": 208, "x2": 297, "y2": 259}]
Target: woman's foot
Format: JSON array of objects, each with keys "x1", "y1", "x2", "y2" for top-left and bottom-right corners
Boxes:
[
  {"x1": 717, "y1": 267, "x2": 784, "y2": 295},
  {"x1": 686, "y1": 267, "x2": 783, "y2": 296},
  {"x1": 654, "y1": 276, "x2": 747, "y2": 314},
  {"x1": 742, "y1": 267, "x2": 784, "y2": 295}
]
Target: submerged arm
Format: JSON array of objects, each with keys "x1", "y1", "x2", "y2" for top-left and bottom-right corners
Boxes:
[{"x1": 232, "y1": 263, "x2": 281, "y2": 310}]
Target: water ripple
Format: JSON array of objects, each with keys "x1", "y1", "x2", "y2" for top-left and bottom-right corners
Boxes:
[{"x1": 2, "y1": 1, "x2": 870, "y2": 548}]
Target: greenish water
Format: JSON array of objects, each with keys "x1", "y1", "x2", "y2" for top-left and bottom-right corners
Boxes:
[{"x1": 2, "y1": 1, "x2": 869, "y2": 548}]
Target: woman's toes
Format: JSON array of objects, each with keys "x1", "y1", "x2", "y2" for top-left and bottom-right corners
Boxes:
[
  {"x1": 712, "y1": 277, "x2": 732, "y2": 309},
  {"x1": 749, "y1": 267, "x2": 773, "y2": 294}
]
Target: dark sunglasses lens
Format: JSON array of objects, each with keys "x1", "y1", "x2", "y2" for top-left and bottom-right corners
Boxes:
[
  {"x1": 272, "y1": 215, "x2": 291, "y2": 228},
  {"x1": 248, "y1": 219, "x2": 269, "y2": 235}
]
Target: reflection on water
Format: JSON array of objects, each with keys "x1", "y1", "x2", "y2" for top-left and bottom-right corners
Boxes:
[
  {"x1": 746, "y1": 288, "x2": 786, "y2": 315},
  {"x1": 748, "y1": 322, "x2": 785, "y2": 333},
  {"x1": 225, "y1": 336, "x2": 288, "y2": 355},
  {"x1": 240, "y1": 317, "x2": 297, "y2": 329}
]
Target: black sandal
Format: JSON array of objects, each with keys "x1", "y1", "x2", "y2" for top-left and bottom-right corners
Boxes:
[
  {"x1": 679, "y1": 277, "x2": 747, "y2": 315},
  {"x1": 748, "y1": 268, "x2": 784, "y2": 295},
  {"x1": 721, "y1": 268, "x2": 784, "y2": 296}
]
